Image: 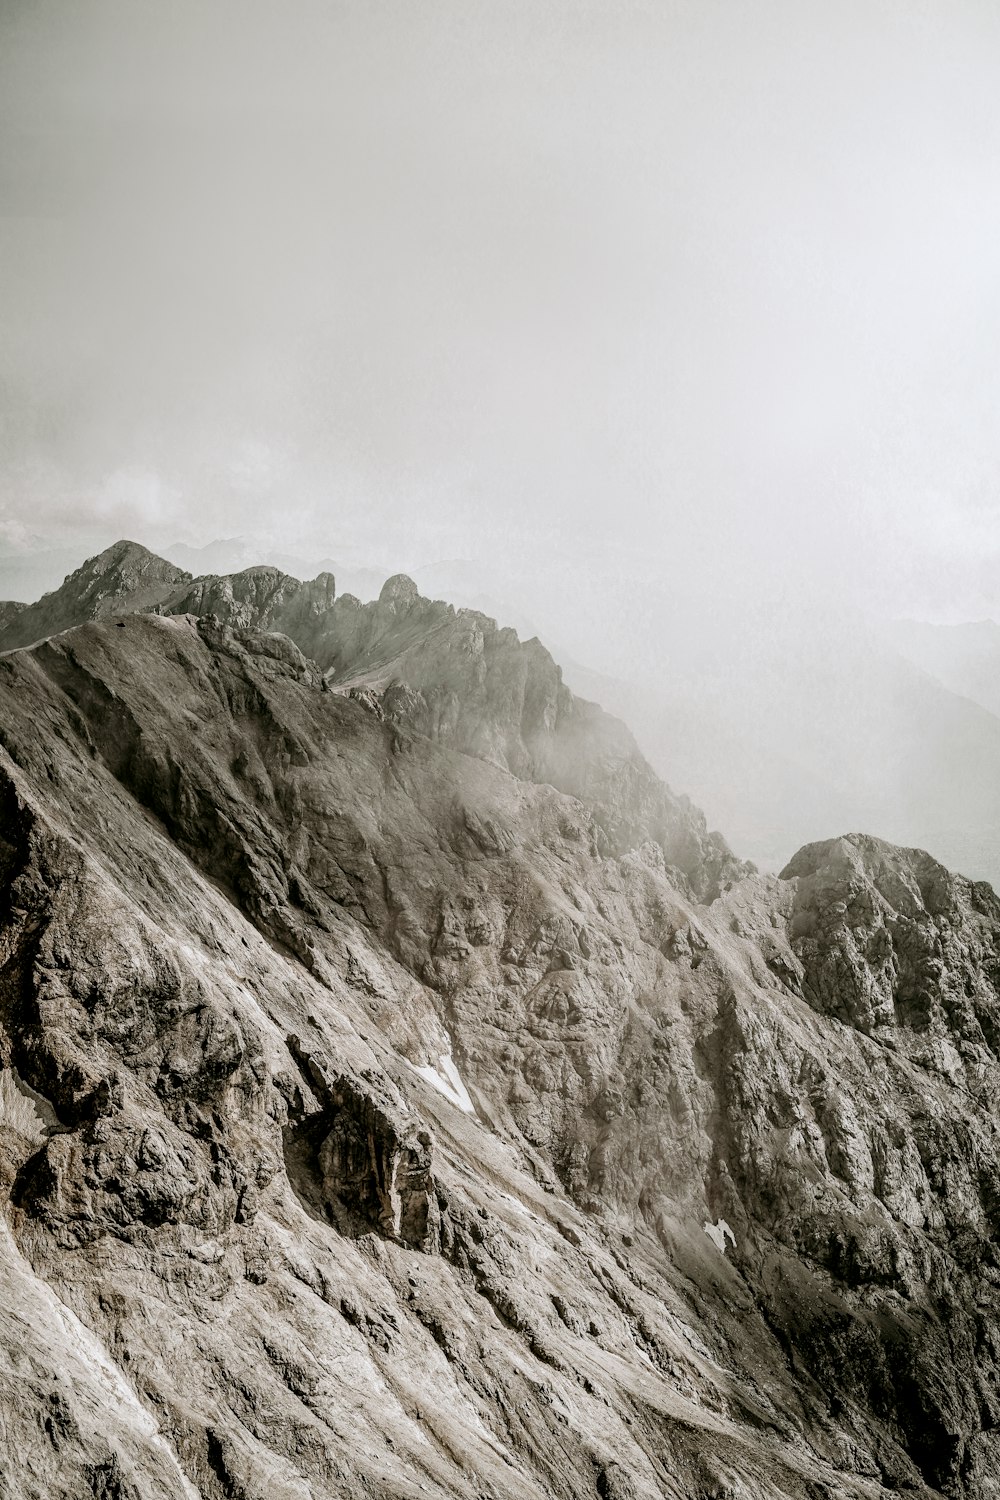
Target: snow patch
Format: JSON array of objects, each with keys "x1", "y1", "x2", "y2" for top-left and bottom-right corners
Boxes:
[
  {"x1": 704, "y1": 1218, "x2": 736, "y2": 1254},
  {"x1": 413, "y1": 1054, "x2": 476, "y2": 1115}
]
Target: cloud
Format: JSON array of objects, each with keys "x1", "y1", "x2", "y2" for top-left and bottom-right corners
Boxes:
[{"x1": 3, "y1": 0, "x2": 1000, "y2": 623}]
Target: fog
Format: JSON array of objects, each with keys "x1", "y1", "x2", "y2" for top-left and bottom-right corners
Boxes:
[{"x1": 5, "y1": 0, "x2": 1000, "y2": 875}]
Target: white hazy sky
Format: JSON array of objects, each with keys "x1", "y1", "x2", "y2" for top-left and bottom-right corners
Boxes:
[{"x1": 3, "y1": 0, "x2": 1000, "y2": 629}]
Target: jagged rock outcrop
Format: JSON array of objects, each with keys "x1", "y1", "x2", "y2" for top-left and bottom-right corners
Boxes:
[
  {"x1": 3, "y1": 558, "x2": 1000, "y2": 1495},
  {"x1": 0, "y1": 614, "x2": 814, "y2": 1500},
  {"x1": 286, "y1": 1036, "x2": 441, "y2": 1249},
  {"x1": 164, "y1": 565, "x2": 338, "y2": 659},
  {"x1": 0, "y1": 600, "x2": 25, "y2": 634},
  {"x1": 323, "y1": 577, "x2": 738, "y2": 899}
]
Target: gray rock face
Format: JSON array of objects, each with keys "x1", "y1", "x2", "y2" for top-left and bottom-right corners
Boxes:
[
  {"x1": 329, "y1": 586, "x2": 738, "y2": 901},
  {"x1": 0, "y1": 600, "x2": 26, "y2": 634},
  {"x1": 3, "y1": 559, "x2": 1000, "y2": 1495},
  {"x1": 165, "y1": 566, "x2": 338, "y2": 654},
  {"x1": 286, "y1": 1036, "x2": 440, "y2": 1250}
]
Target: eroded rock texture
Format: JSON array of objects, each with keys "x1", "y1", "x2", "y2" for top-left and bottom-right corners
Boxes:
[{"x1": 1, "y1": 546, "x2": 1000, "y2": 1497}]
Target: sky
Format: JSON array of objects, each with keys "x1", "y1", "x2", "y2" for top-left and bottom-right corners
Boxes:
[{"x1": 3, "y1": 0, "x2": 1000, "y2": 649}]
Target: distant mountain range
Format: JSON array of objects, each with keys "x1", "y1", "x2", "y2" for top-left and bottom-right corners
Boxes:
[{"x1": 0, "y1": 533, "x2": 386, "y2": 610}]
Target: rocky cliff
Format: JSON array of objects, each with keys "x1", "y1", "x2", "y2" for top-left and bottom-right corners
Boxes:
[{"x1": 2, "y1": 552, "x2": 1000, "y2": 1496}]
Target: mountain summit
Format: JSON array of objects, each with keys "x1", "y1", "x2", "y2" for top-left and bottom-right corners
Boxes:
[{"x1": 0, "y1": 539, "x2": 191, "y2": 649}]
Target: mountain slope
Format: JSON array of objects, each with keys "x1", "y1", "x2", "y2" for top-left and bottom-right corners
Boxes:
[
  {"x1": 0, "y1": 615, "x2": 830, "y2": 1499},
  {"x1": 3, "y1": 603, "x2": 1000, "y2": 1494},
  {"x1": 0, "y1": 540, "x2": 192, "y2": 651},
  {"x1": 886, "y1": 618, "x2": 1000, "y2": 721}
]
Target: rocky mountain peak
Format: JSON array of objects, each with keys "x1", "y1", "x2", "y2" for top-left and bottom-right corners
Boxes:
[
  {"x1": 88, "y1": 537, "x2": 168, "y2": 571},
  {"x1": 782, "y1": 830, "x2": 976, "y2": 934},
  {"x1": 378, "y1": 572, "x2": 420, "y2": 609},
  {"x1": 0, "y1": 538, "x2": 191, "y2": 652},
  {"x1": 78, "y1": 539, "x2": 192, "y2": 599}
]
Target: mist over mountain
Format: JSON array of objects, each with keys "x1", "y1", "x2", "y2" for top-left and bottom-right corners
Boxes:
[
  {"x1": 12, "y1": 537, "x2": 1000, "y2": 893},
  {"x1": 565, "y1": 623, "x2": 1000, "y2": 889},
  {"x1": 885, "y1": 620, "x2": 1000, "y2": 723},
  {"x1": 377, "y1": 554, "x2": 1000, "y2": 892}
]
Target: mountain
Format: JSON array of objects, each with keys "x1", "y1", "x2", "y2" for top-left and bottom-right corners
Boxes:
[
  {"x1": 382, "y1": 558, "x2": 1000, "y2": 895},
  {"x1": 0, "y1": 541, "x2": 107, "y2": 609},
  {"x1": 0, "y1": 600, "x2": 26, "y2": 634},
  {"x1": 0, "y1": 544, "x2": 739, "y2": 902},
  {"x1": 4, "y1": 545, "x2": 1000, "y2": 1494},
  {"x1": 0, "y1": 540, "x2": 192, "y2": 651},
  {"x1": 886, "y1": 619, "x2": 1000, "y2": 721}
]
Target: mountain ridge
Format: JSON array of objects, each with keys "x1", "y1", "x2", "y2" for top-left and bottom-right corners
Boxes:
[{"x1": 0, "y1": 540, "x2": 742, "y2": 903}]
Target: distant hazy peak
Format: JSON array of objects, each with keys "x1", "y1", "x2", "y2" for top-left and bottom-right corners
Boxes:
[
  {"x1": 378, "y1": 572, "x2": 420, "y2": 608},
  {"x1": 0, "y1": 538, "x2": 193, "y2": 652},
  {"x1": 88, "y1": 537, "x2": 185, "y2": 571}
]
